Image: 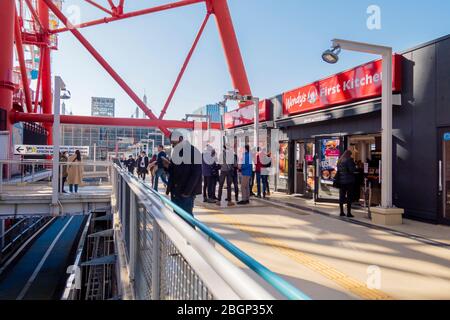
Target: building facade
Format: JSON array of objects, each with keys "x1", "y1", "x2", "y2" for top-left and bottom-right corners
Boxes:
[
  {"x1": 91, "y1": 97, "x2": 115, "y2": 117},
  {"x1": 193, "y1": 104, "x2": 227, "y2": 123},
  {"x1": 224, "y1": 34, "x2": 450, "y2": 225},
  {"x1": 61, "y1": 124, "x2": 170, "y2": 160}
]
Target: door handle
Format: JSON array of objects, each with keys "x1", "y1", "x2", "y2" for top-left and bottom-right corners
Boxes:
[{"x1": 439, "y1": 160, "x2": 443, "y2": 193}]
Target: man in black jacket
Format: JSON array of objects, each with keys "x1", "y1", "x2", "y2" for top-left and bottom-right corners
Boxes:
[{"x1": 164, "y1": 131, "x2": 202, "y2": 217}]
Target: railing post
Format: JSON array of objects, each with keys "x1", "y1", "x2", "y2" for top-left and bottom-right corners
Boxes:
[
  {"x1": 0, "y1": 219, "x2": 4, "y2": 251},
  {"x1": 32, "y1": 163, "x2": 35, "y2": 182},
  {"x1": 151, "y1": 222, "x2": 161, "y2": 300},
  {"x1": 0, "y1": 163, "x2": 3, "y2": 193},
  {"x1": 129, "y1": 192, "x2": 137, "y2": 283}
]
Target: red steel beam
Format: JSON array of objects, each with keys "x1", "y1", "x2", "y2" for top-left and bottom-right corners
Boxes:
[
  {"x1": 209, "y1": 0, "x2": 252, "y2": 106},
  {"x1": 14, "y1": 9, "x2": 33, "y2": 113},
  {"x1": 38, "y1": 0, "x2": 53, "y2": 144},
  {"x1": 42, "y1": 0, "x2": 172, "y2": 136},
  {"x1": 84, "y1": 0, "x2": 113, "y2": 15},
  {"x1": 24, "y1": 0, "x2": 44, "y2": 32},
  {"x1": 33, "y1": 46, "x2": 45, "y2": 113},
  {"x1": 50, "y1": 0, "x2": 206, "y2": 34},
  {"x1": 11, "y1": 112, "x2": 222, "y2": 130},
  {"x1": 159, "y1": 12, "x2": 211, "y2": 120}
]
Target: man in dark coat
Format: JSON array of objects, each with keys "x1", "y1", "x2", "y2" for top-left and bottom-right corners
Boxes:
[
  {"x1": 337, "y1": 150, "x2": 357, "y2": 218},
  {"x1": 202, "y1": 145, "x2": 216, "y2": 203},
  {"x1": 125, "y1": 155, "x2": 136, "y2": 175},
  {"x1": 164, "y1": 131, "x2": 202, "y2": 217},
  {"x1": 136, "y1": 151, "x2": 149, "y2": 181}
]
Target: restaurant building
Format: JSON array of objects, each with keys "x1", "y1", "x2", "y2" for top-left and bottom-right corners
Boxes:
[{"x1": 224, "y1": 34, "x2": 450, "y2": 224}]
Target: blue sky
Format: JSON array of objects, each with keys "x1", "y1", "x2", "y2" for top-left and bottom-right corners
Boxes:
[{"x1": 53, "y1": 0, "x2": 450, "y2": 119}]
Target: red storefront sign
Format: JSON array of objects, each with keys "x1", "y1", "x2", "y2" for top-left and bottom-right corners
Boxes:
[
  {"x1": 283, "y1": 55, "x2": 402, "y2": 116},
  {"x1": 224, "y1": 99, "x2": 271, "y2": 129}
]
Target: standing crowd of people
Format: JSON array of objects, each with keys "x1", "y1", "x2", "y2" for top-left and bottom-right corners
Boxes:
[
  {"x1": 119, "y1": 132, "x2": 273, "y2": 218},
  {"x1": 201, "y1": 144, "x2": 272, "y2": 207}
]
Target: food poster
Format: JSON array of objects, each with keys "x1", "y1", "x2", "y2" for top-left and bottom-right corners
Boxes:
[
  {"x1": 279, "y1": 142, "x2": 289, "y2": 179},
  {"x1": 319, "y1": 138, "x2": 341, "y2": 185},
  {"x1": 305, "y1": 143, "x2": 315, "y2": 192}
]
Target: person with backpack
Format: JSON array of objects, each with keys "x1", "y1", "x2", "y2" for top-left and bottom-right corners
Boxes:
[{"x1": 261, "y1": 149, "x2": 272, "y2": 198}]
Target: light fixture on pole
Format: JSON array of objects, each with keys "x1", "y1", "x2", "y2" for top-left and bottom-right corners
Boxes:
[
  {"x1": 223, "y1": 90, "x2": 260, "y2": 151},
  {"x1": 322, "y1": 45, "x2": 341, "y2": 64},
  {"x1": 322, "y1": 38, "x2": 404, "y2": 224},
  {"x1": 51, "y1": 76, "x2": 68, "y2": 215}
]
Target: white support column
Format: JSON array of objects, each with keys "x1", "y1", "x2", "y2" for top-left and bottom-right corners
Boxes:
[
  {"x1": 330, "y1": 39, "x2": 403, "y2": 224},
  {"x1": 129, "y1": 192, "x2": 137, "y2": 282},
  {"x1": 381, "y1": 51, "x2": 393, "y2": 208},
  {"x1": 253, "y1": 97, "x2": 260, "y2": 150},
  {"x1": 51, "y1": 76, "x2": 62, "y2": 216}
]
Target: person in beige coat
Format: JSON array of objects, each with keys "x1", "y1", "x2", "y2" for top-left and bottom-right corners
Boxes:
[{"x1": 67, "y1": 150, "x2": 83, "y2": 193}]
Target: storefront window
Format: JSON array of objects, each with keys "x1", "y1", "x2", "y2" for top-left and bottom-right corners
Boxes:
[
  {"x1": 279, "y1": 142, "x2": 289, "y2": 179},
  {"x1": 317, "y1": 137, "x2": 342, "y2": 200}
]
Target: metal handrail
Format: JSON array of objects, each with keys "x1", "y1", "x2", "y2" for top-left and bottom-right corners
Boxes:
[
  {"x1": 124, "y1": 167, "x2": 311, "y2": 300},
  {"x1": 117, "y1": 167, "x2": 273, "y2": 300}
]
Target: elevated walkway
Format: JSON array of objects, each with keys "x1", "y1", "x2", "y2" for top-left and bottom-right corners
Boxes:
[
  {"x1": 0, "y1": 185, "x2": 111, "y2": 217},
  {"x1": 194, "y1": 194, "x2": 450, "y2": 300},
  {"x1": 0, "y1": 160, "x2": 113, "y2": 217}
]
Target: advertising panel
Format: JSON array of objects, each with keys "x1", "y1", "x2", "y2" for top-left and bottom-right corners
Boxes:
[
  {"x1": 224, "y1": 100, "x2": 271, "y2": 129},
  {"x1": 283, "y1": 55, "x2": 402, "y2": 116}
]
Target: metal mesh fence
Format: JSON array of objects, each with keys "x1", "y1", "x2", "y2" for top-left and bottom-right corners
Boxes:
[
  {"x1": 134, "y1": 201, "x2": 154, "y2": 300},
  {"x1": 159, "y1": 232, "x2": 213, "y2": 300}
]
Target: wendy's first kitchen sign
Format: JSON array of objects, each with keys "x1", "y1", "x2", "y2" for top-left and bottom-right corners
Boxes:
[{"x1": 283, "y1": 55, "x2": 402, "y2": 116}]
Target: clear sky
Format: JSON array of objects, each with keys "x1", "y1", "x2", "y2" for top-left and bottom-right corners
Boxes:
[{"x1": 52, "y1": 0, "x2": 450, "y2": 120}]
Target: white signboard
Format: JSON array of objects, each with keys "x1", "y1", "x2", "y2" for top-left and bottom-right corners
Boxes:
[{"x1": 14, "y1": 145, "x2": 90, "y2": 156}]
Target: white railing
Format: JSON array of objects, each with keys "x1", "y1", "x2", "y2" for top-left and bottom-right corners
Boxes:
[
  {"x1": 112, "y1": 164, "x2": 277, "y2": 300},
  {"x1": 0, "y1": 159, "x2": 112, "y2": 193}
]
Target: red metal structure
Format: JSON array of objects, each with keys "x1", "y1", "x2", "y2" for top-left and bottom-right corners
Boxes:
[{"x1": 0, "y1": 0, "x2": 252, "y2": 148}]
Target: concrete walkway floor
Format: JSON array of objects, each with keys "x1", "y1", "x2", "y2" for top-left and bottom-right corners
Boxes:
[{"x1": 193, "y1": 194, "x2": 450, "y2": 300}]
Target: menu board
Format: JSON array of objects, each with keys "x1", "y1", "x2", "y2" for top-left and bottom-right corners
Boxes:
[
  {"x1": 319, "y1": 138, "x2": 341, "y2": 185},
  {"x1": 279, "y1": 142, "x2": 289, "y2": 179}
]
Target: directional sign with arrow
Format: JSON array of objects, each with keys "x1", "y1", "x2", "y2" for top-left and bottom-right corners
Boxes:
[{"x1": 14, "y1": 145, "x2": 90, "y2": 156}]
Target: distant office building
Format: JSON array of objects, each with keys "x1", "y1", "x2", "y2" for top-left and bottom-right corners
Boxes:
[
  {"x1": 91, "y1": 97, "x2": 115, "y2": 117},
  {"x1": 61, "y1": 125, "x2": 170, "y2": 160},
  {"x1": 193, "y1": 103, "x2": 227, "y2": 123}
]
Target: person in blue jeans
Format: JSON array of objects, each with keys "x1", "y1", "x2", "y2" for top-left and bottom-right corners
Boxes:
[
  {"x1": 238, "y1": 145, "x2": 253, "y2": 205},
  {"x1": 154, "y1": 145, "x2": 169, "y2": 191}
]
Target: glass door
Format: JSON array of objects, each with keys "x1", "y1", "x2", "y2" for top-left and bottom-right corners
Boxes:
[
  {"x1": 439, "y1": 130, "x2": 450, "y2": 224},
  {"x1": 295, "y1": 142, "x2": 305, "y2": 194},
  {"x1": 315, "y1": 136, "x2": 344, "y2": 201}
]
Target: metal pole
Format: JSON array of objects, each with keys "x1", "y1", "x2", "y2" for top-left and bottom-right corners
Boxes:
[
  {"x1": 51, "y1": 76, "x2": 62, "y2": 215},
  {"x1": 381, "y1": 51, "x2": 393, "y2": 208},
  {"x1": 0, "y1": 163, "x2": 3, "y2": 193},
  {"x1": 253, "y1": 97, "x2": 259, "y2": 150},
  {"x1": 0, "y1": 0, "x2": 15, "y2": 136},
  {"x1": 93, "y1": 143, "x2": 96, "y2": 172},
  {"x1": 0, "y1": 219, "x2": 4, "y2": 251},
  {"x1": 330, "y1": 39, "x2": 394, "y2": 209}
]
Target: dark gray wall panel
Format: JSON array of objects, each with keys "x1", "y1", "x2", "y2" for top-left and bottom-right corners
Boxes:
[{"x1": 436, "y1": 39, "x2": 450, "y2": 126}]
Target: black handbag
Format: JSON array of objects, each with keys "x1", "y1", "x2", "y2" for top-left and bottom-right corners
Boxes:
[{"x1": 333, "y1": 171, "x2": 341, "y2": 188}]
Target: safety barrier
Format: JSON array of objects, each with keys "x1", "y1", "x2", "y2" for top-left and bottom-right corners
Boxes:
[
  {"x1": 0, "y1": 159, "x2": 112, "y2": 193},
  {"x1": 112, "y1": 164, "x2": 311, "y2": 300}
]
